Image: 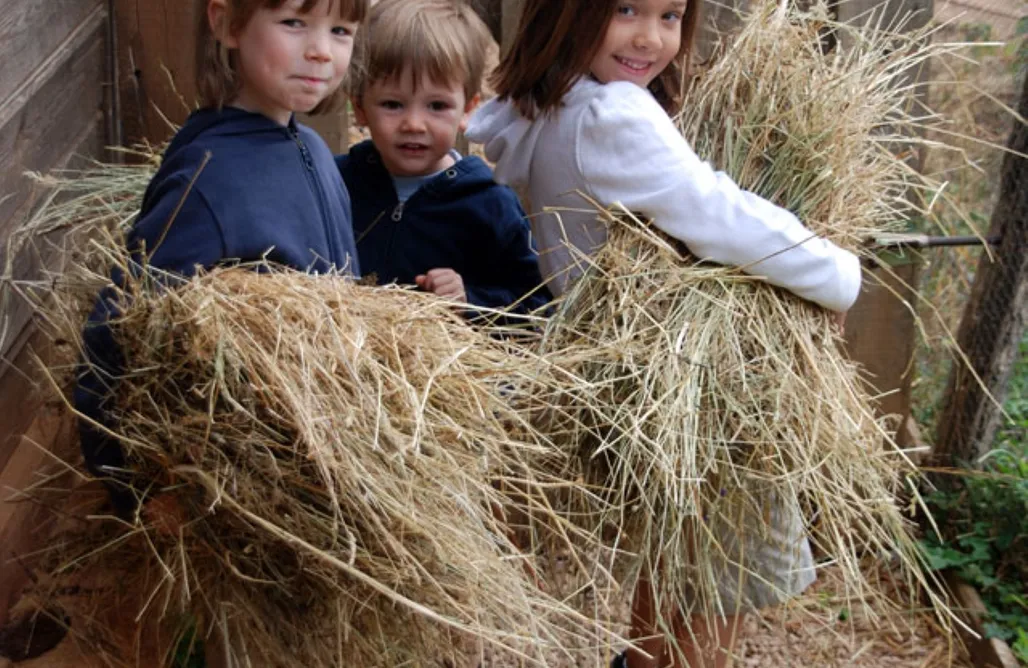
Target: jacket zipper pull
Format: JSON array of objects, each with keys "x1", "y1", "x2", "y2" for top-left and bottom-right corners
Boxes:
[
  {"x1": 391, "y1": 202, "x2": 404, "y2": 222},
  {"x1": 288, "y1": 127, "x2": 314, "y2": 171}
]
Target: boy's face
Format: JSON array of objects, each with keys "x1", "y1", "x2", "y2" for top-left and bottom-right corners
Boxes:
[
  {"x1": 355, "y1": 67, "x2": 477, "y2": 177},
  {"x1": 212, "y1": 0, "x2": 358, "y2": 125}
]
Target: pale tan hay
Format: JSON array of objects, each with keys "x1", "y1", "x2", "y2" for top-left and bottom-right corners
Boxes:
[{"x1": 531, "y1": 0, "x2": 959, "y2": 652}]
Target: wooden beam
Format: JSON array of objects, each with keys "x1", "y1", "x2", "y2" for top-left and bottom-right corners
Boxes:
[
  {"x1": 500, "y1": 0, "x2": 524, "y2": 55},
  {"x1": 469, "y1": 0, "x2": 503, "y2": 44},
  {"x1": 843, "y1": 252, "x2": 922, "y2": 426},
  {"x1": 300, "y1": 110, "x2": 351, "y2": 154},
  {"x1": 835, "y1": 0, "x2": 934, "y2": 27},
  {"x1": 943, "y1": 571, "x2": 1022, "y2": 668},
  {"x1": 0, "y1": 409, "x2": 77, "y2": 631},
  {"x1": 934, "y1": 72, "x2": 1028, "y2": 466},
  {"x1": 0, "y1": 4, "x2": 106, "y2": 132},
  {"x1": 0, "y1": 0, "x2": 103, "y2": 108},
  {"x1": 112, "y1": 0, "x2": 198, "y2": 146}
]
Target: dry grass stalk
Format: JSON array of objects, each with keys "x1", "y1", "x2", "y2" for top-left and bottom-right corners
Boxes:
[
  {"x1": 0, "y1": 148, "x2": 619, "y2": 665},
  {"x1": 39, "y1": 254, "x2": 617, "y2": 667},
  {"x1": 532, "y1": 0, "x2": 958, "y2": 642}
]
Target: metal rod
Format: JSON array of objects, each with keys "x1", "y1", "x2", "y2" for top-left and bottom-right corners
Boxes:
[{"x1": 870, "y1": 233, "x2": 1003, "y2": 250}]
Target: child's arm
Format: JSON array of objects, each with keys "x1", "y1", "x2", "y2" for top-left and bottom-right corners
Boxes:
[
  {"x1": 578, "y1": 82, "x2": 861, "y2": 313},
  {"x1": 462, "y1": 188, "x2": 552, "y2": 315},
  {"x1": 76, "y1": 170, "x2": 225, "y2": 516}
]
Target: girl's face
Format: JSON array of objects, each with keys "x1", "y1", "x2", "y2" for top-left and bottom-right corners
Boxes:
[
  {"x1": 589, "y1": 0, "x2": 685, "y2": 89},
  {"x1": 216, "y1": 0, "x2": 359, "y2": 124}
]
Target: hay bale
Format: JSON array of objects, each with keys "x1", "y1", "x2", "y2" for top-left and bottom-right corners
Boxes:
[
  {"x1": 534, "y1": 0, "x2": 953, "y2": 632},
  {"x1": 44, "y1": 261, "x2": 610, "y2": 666},
  {"x1": 0, "y1": 152, "x2": 618, "y2": 665}
]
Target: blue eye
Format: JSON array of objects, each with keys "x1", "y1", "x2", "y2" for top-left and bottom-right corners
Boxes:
[
  {"x1": 332, "y1": 25, "x2": 353, "y2": 37},
  {"x1": 663, "y1": 11, "x2": 682, "y2": 22},
  {"x1": 616, "y1": 5, "x2": 636, "y2": 16},
  {"x1": 281, "y1": 18, "x2": 304, "y2": 28}
]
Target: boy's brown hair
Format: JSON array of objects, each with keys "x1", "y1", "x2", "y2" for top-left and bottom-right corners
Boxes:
[
  {"x1": 491, "y1": 0, "x2": 701, "y2": 119},
  {"x1": 195, "y1": 0, "x2": 370, "y2": 115},
  {"x1": 348, "y1": 0, "x2": 493, "y2": 104}
]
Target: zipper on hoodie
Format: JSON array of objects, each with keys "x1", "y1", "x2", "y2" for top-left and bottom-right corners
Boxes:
[
  {"x1": 286, "y1": 125, "x2": 338, "y2": 266},
  {"x1": 287, "y1": 125, "x2": 315, "y2": 171}
]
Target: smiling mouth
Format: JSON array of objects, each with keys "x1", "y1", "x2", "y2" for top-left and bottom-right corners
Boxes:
[{"x1": 614, "y1": 56, "x2": 654, "y2": 73}]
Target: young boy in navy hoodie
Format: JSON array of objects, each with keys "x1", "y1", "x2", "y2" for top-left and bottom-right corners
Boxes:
[
  {"x1": 76, "y1": 0, "x2": 368, "y2": 515},
  {"x1": 336, "y1": 0, "x2": 548, "y2": 316}
]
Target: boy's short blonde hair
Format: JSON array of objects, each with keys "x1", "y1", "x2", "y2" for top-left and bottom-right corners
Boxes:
[
  {"x1": 349, "y1": 0, "x2": 493, "y2": 103},
  {"x1": 196, "y1": 0, "x2": 370, "y2": 115}
]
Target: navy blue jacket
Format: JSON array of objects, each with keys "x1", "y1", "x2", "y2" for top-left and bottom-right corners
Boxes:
[
  {"x1": 336, "y1": 140, "x2": 549, "y2": 316},
  {"x1": 76, "y1": 107, "x2": 360, "y2": 512}
]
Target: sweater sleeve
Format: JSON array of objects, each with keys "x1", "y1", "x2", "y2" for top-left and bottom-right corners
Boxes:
[
  {"x1": 576, "y1": 82, "x2": 862, "y2": 312},
  {"x1": 75, "y1": 170, "x2": 225, "y2": 516},
  {"x1": 463, "y1": 187, "x2": 551, "y2": 315}
]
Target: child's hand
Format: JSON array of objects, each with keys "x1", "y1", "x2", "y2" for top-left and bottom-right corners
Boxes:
[
  {"x1": 833, "y1": 310, "x2": 847, "y2": 335},
  {"x1": 415, "y1": 269, "x2": 466, "y2": 302}
]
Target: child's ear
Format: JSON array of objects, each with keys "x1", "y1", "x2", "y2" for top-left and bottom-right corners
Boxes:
[
  {"x1": 352, "y1": 99, "x2": 369, "y2": 127},
  {"x1": 459, "y1": 94, "x2": 481, "y2": 132},
  {"x1": 208, "y1": 0, "x2": 238, "y2": 48}
]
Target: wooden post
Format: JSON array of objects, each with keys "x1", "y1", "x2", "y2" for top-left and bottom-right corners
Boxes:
[
  {"x1": 469, "y1": 0, "x2": 503, "y2": 43},
  {"x1": 933, "y1": 73, "x2": 1028, "y2": 466},
  {"x1": 112, "y1": 0, "x2": 199, "y2": 146},
  {"x1": 843, "y1": 251, "x2": 922, "y2": 427},
  {"x1": 500, "y1": 0, "x2": 524, "y2": 55}
]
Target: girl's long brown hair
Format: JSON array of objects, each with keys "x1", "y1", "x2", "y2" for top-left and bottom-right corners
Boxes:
[{"x1": 491, "y1": 0, "x2": 700, "y2": 119}]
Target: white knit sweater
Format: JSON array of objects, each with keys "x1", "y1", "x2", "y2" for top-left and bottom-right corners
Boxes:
[{"x1": 466, "y1": 77, "x2": 862, "y2": 310}]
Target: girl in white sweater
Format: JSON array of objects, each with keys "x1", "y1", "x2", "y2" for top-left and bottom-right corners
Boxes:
[{"x1": 466, "y1": 1, "x2": 862, "y2": 666}]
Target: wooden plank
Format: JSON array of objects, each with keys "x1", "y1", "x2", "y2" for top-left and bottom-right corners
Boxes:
[
  {"x1": 843, "y1": 253, "x2": 922, "y2": 425},
  {"x1": 0, "y1": 118, "x2": 107, "y2": 367},
  {"x1": 0, "y1": 5, "x2": 106, "y2": 134},
  {"x1": 500, "y1": 0, "x2": 524, "y2": 55},
  {"x1": 836, "y1": 0, "x2": 934, "y2": 26},
  {"x1": 0, "y1": 29, "x2": 108, "y2": 366},
  {"x1": 0, "y1": 327, "x2": 51, "y2": 485},
  {"x1": 113, "y1": 0, "x2": 198, "y2": 147},
  {"x1": 943, "y1": 571, "x2": 1022, "y2": 668},
  {"x1": 300, "y1": 110, "x2": 350, "y2": 154},
  {"x1": 0, "y1": 410, "x2": 77, "y2": 631},
  {"x1": 469, "y1": 0, "x2": 503, "y2": 43},
  {"x1": 0, "y1": 26, "x2": 108, "y2": 235},
  {"x1": 0, "y1": 114, "x2": 107, "y2": 478},
  {"x1": 0, "y1": 0, "x2": 103, "y2": 108}
]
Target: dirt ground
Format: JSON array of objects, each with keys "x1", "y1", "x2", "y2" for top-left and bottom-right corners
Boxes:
[{"x1": 0, "y1": 551, "x2": 971, "y2": 668}]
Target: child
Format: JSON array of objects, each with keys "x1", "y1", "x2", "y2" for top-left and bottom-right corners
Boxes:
[
  {"x1": 336, "y1": 0, "x2": 549, "y2": 318},
  {"x1": 466, "y1": 0, "x2": 861, "y2": 666},
  {"x1": 76, "y1": 0, "x2": 368, "y2": 516}
]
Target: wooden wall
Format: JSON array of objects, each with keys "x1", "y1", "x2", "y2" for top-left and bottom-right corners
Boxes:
[{"x1": 0, "y1": 0, "x2": 114, "y2": 629}]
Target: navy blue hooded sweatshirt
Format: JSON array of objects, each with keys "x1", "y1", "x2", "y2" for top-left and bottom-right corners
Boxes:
[
  {"x1": 336, "y1": 140, "x2": 549, "y2": 315},
  {"x1": 76, "y1": 107, "x2": 360, "y2": 513}
]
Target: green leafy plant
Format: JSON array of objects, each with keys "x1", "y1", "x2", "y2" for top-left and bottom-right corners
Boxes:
[{"x1": 921, "y1": 337, "x2": 1028, "y2": 663}]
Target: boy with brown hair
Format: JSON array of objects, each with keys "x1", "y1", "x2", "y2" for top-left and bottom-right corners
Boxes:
[{"x1": 337, "y1": 0, "x2": 548, "y2": 316}]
